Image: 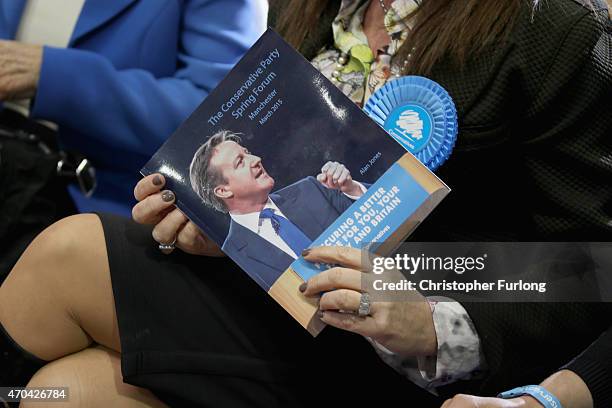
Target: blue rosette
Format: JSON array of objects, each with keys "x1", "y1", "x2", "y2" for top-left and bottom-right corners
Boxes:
[{"x1": 364, "y1": 76, "x2": 458, "y2": 171}]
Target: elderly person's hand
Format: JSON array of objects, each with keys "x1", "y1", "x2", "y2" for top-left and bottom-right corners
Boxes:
[
  {"x1": 441, "y1": 395, "x2": 538, "y2": 408},
  {"x1": 300, "y1": 246, "x2": 437, "y2": 358},
  {"x1": 0, "y1": 40, "x2": 42, "y2": 100},
  {"x1": 132, "y1": 173, "x2": 224, "y2": 256}
]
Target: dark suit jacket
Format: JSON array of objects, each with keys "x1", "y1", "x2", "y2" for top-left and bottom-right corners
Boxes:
[
  {"x1": 221, "y1": 176, "x2": 354, "y2": 290},
  {"x1": 269, "y1": 0, "x2": 612, "y2": 399}
]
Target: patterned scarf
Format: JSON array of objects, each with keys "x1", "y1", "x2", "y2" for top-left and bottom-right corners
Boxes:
[{"x1": 311, "y1": 0, "x2": 420, "y2": 106}]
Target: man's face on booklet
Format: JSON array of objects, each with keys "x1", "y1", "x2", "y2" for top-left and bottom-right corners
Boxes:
[{"x1": 211, "y1": 141, "x2": 275, "y2": 209}]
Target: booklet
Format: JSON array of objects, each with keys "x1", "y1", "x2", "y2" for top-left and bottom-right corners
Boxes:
[{"x1": 142, "y1": 29, "x2": 450, "y2": 336}]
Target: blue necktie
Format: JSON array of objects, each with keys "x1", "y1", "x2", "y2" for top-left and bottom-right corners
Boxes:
[{"x1": 259, "y1": 208, "x2": 312, "y2": 257}]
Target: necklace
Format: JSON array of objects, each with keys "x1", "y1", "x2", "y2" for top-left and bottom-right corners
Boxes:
[
  {"x1": 331, "y1": 0, "x2": 414, "y2": 83},
  {"x1": 378, "y1": 0, "x2": 389, "y2": 15},
  {"x1": 331, "y1": 52, "x2": 350, "y2": 82},
  {"x1": 331, "y1": 46, "x2": 414, "y2": 83}
]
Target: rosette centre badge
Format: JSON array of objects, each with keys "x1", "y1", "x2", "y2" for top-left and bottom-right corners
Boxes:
[
  {"x1": 364, "y1": 76, "x2": 458, "y2": 171},
  {"x1": 387, "y1": 104, "x2": 432, "y2": 152}
]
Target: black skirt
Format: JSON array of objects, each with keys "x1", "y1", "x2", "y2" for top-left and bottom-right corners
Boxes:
[{"x1": 99, "y1": 213, "x2": 439, "y2": 407}]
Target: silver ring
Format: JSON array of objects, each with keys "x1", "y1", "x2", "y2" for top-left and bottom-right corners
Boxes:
[
  {"x1": 358, "y1": 292, "x2": 371, "y2": 317},
  {"x1": 158, "y1": 237, "x2": 176, "y2": 252}
]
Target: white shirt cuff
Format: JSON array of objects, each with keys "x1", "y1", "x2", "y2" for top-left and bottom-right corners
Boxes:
[
  {"x1": 367, "y1": 297, "x2": 486, "y2": 392},
  {"x1": 416, "y1": 297, "x2": 486, "y2": 387},
  {"x1": 343, "y1": 181, "x2": 367, "y2": 200}
]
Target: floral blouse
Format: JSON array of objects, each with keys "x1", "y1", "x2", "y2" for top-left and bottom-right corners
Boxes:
[{"x1": 311, "y1": 0, "x2": 418, "y2": 106}]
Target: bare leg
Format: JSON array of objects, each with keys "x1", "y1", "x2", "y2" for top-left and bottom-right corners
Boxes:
[
  {"x1": 0, "y1": 214, "x2": 119, "y2": 360},
  {"x1": 0, "y1": 215, "x2": 167, "y2": 407},
  {"x1": 23, "y1": 346, "x2": 167, "y2": 408}
]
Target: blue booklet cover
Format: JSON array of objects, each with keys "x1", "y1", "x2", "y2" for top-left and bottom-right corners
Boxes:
[{"x1": 142, "y1": 29, "x2": 450, "y2": 335}]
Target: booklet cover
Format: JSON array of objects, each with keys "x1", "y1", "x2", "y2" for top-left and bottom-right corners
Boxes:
[{"x1": 142, "y1": 29, "x2": 450, "y2": 336}]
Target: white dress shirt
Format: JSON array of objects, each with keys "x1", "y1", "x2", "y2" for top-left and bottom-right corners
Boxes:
[
  {"x1": 229, "y1": 198, "x2": 301, "y2": 259},
  {"x1": 16, "y1": 0, "x2": 85, "y2": 46}
]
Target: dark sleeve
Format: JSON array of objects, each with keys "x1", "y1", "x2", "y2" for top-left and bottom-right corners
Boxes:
[
  {"x1": 520, "y1": 3, "x2": 612, "y2": 239},
  {"x1": 306, "y1": 176, "x2": 355, "y2": 214},
  {"x1": 452, "y1": 3, "x2": 612, "y2": 396},
  {"x1": 563, "y1": 327, "x2": 612, "y2": 408}
]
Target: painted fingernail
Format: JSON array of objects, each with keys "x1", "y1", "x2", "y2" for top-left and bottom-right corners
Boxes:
[
  {"x1": 152, "y1": 175, "x2": 163, "y2": 186},
  {"x1": 161, "y1": 190, "x2": 175, "y2": 202},
  {"x1": 299, "y1": 282, "x2": 307, "y2": 293},
  {"x1": 302, "y1": 248, "x2": 311, "y2": 257}
]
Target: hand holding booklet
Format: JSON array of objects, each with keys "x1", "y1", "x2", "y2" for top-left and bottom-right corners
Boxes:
[{"x1": 142, "y1": 29, "x2": 452, "y2": 336}]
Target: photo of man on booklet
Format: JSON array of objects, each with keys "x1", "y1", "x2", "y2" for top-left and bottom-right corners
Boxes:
[{"x1": 189, "y1": 129, "x2": 368, "y2": 289}]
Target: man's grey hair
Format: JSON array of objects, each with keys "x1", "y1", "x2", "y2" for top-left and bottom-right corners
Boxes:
[{"x1": 189, "y1": 130, "x2": 242, "y2": 213}]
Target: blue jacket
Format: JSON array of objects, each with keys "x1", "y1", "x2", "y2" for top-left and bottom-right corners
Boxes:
[
  {"x1": 0, "y1": 0, "x2": 265, "y2": 216},
  {"x1": 222, "y1": 177, "x2": 357, "y2": 291}
]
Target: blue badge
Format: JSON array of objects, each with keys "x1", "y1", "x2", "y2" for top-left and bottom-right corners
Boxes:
[{"x1": 364, "y1": 76, "x2": 458, "y2": 171}]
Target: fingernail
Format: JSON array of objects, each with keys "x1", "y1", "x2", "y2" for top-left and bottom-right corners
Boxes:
[
  {"x1": 152, "y1": 175, "x2": 163, "y2": 186},
  {"x1": 317, "y1": 309, "x2": 324, "y2": 318},
  {"x1": 299, "y1": 282, "x2": 307, "y2": 293},
  {"x1": 161, "y1": 190, "x2": 175, "y2": 202},
  {"x1": 302, "y1": 248, "x2": 311, "y2": 257}
]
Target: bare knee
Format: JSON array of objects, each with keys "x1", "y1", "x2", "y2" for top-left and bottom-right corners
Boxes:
[
  {"x1": 1, "y1": 214, "x2": 104, "y2": 292},
  {"x1": 0, "y1": 213, "x2": 105, "y2": 323},
  {"x1": 27, "y1": 214, "x2": 104, "y2": 265},
  {"x1": 24, "y1": 347, "x2": 167, "y2": 408},
  {"x1": 0, "y1": 214, "x2": 114, "y2": 361}
]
